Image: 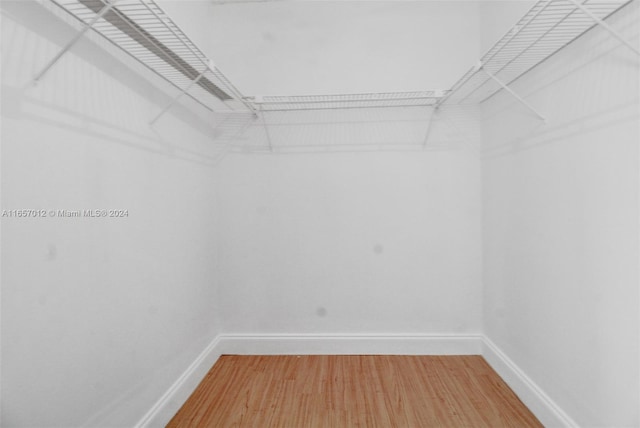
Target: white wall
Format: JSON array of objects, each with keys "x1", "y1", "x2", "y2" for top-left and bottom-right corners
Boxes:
[
  {"x1": 176, "y1": 0, "x2": 486, "y2": 338},
  {"x1": 4, "y1": 0, "x2": 637, "y2": 426},
  {"x1": 158, "y1": 0, "x2": 483, "y2": 94},
  {"x1": 479, "y1": 1, "x2": 535, "y2": 53},
  {"x1": 0, "y1": 1, "x2": 484, "y2": 425},
  {"x1": 1, "y1": 2, "x2": 223, "y2": 426},
  {"x1": 481, "y1": 3, "x2": 639, "y2": 426},
  {"x1": 215, "y1": 150, "x2": 482, "y2": 335}
]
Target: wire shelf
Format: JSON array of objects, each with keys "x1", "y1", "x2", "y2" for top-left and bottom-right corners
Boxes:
[
  {"x1": 441, "y1": 0, "x2": 634, "y2": 106},
  {"x1": 43, "y1": 0, "x2": 636, "y2": 150},
  {"x1": 249, "y1": 91, "x2": 445, "y2": 112},
  {"x1": 49, "y1": 0, "x2": 253, "y2": 113}
]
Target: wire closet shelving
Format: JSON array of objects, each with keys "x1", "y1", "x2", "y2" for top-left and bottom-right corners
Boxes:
[
  {"x1": 440, "y1": 0, "x2": 636, "y2": 108},
  {"x1": 43, "y1": 0, "x2": 255, "y2": 117},
  {"x1": 249, "y1": 91, "x2": 446, "y2": 112},
  {"x1": 39, "y1": 0, "x2": 637, "y2": 130}
]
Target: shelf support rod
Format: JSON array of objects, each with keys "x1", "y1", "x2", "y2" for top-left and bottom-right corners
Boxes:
[
  {"x1": 422, "y1": 106, "x2": 438, "y2": 149},
  {"x1": 34, "y1": 0, "x2": 117, "y2": 83},
  {"x1": 150, "y1": 60, "x2": 212, "y2": 125},
  {"x1": 478, "y1": 63, "x2": 545, "y2": 121},
  {"x1": 138, "y1": 1, "x2": 257, "y2": 116},
  {"x1": 258, "y1": 103, "x2": 274, "y2": 152},
  {"x1": 236, "y1": 96, "x2": 259, "y2": 118},
  {"x1": 568, "y1": 0, "x2": 639, "y2": 56}
]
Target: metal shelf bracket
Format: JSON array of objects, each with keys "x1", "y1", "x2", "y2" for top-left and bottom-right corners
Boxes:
[
  {"x1": 476, "y1": 62, "x2": 546, "y2": 121},
  {"x1": 257, "y1": 102, "x2": 274, "y2": 152},
  {"x1": 34, "y1": 0, "x2": 119, "y2": 83},
  {"x1": 150, "y1": 60, "x2": 213, "y2": 125},
  {"x1": 568, "y1": 0, "x2": 639, "y2": 56},
  {"x1": 422, "y1": 106, "x2": 438, "y2": 149}
]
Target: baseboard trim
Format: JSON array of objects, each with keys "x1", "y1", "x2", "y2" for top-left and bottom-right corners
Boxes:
[
  {"x1": 135, "y1": 333, "x2": 480, "y2": 427},
  {"x1": 135, "y1": 335, "x2": 224, "y2": 428},
  {"x1": 217, "y1": 333, "x2": 483, "y2": 355},
  {"x1": 136, "y1": 334, "x2": 575, "y2": 428},
  {"x1": 481, "y1": 336, "x2": 577, "y2": 427}
]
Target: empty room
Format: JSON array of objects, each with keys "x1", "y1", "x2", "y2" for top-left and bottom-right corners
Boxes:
[{"x1": 1, "y1": 0, "x2": 639, "y2": 426}]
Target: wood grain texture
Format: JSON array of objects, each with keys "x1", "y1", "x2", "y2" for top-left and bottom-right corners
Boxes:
[{"x1": 168, "y1": 355, "x2": 542, "y2": 427}]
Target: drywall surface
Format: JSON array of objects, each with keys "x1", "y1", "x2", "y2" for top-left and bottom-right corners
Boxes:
[
  {"x1": 1, "y1": 2, "x2": 223, "y2": 426},
  {"x1": 216, "y1": 150, "x2": 482, "y2": 336},
  {"x1": 478, "y1": 1, "x2": 535, "y2": 53},
  {"x1": 158, "y1": 0, "x2": 483, "y2": 94},
  {"x1": 481, "y1": 3, "x2": 639, "y2": 426}
]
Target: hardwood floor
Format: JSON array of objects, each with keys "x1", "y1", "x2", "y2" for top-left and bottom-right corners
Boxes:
[{"x1": 168, "y1": 355, "x2": 542, "y2": 427}]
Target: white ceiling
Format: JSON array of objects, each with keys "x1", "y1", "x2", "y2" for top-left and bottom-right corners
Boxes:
[{"x1": 157, "y1": 0, "x2": 534, "y2": 96}]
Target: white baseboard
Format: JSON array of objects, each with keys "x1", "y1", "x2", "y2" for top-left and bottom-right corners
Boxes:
[
  {"x1": 135, "y1": 335, "x2": 224, "y2": 428},
  {"x1": 481, "y1": 336, "x2": 577, "y2": 428},
  {"x1": 136, "y1": 333, "x2": 575, "y2": 428},
  {"x1": 134, "y1": 333, "x2": 481, "y2": 427},
  {"x1": 218, "y1": 333, "x2": 483, "y2": 355}
]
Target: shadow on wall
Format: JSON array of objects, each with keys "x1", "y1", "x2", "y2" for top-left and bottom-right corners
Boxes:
[
  {"x1": 1, "y1": 0, "x2": 254, "y2": 167},
  {"x1": 482, "y1": 101, "x2": 638, "y2": 159}
]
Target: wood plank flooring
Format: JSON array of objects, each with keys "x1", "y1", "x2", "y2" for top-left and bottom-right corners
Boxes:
[{"x1": 168, "y1": 355, "x2": 542, "y2": 427}]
